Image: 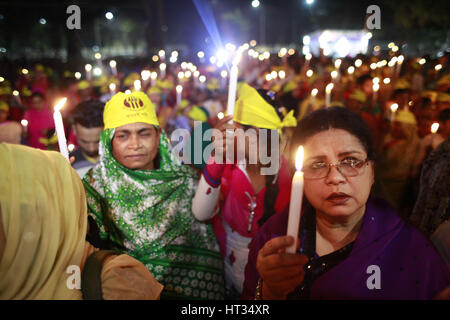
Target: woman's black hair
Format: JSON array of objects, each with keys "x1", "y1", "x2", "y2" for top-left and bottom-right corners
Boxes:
[{"x1": 290, "y1": 107, "x2": 376, "y2": 166}]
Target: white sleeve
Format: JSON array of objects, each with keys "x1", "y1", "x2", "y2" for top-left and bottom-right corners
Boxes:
[{"x1": 192, "y1": 174, "x2": 221, "y2": 221}]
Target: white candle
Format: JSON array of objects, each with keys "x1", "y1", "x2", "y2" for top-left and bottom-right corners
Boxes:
[
  {"x1": 227, "y1": 57, "x2": 240, "y2": 121},
  {"x1": 134, "y1": 80, "x2": 141, "y2": 91},
  {"x1": 396, "y1": 55, "x2": 404, "y2": 77},
  {"x1": 431, "y1": 122, "x2": 439, "y2": 147},
  {"x1": 390, "y1": 103, "x2": 399, "y2": 122},
  {"x1": 109, "y1": 83, "x2": 116, "y2": 95},
  {"x1": 310, "y1": 88, "x2": 318, "y2": 108},
  {"x1": 286, "y1": 146, "x2": 304, "y2": 254},
  {"x1": 94, "y1": 53, "x2": 104, "y2": 69},
  {"x1": 21, "y1": 119, "x2": 28, "y2": 134},
  {"x1": 85, "y1": 64, "x2": 92, "y2": 81},
  {"x1": 109, "y1": 60, "x2": 117, "y2": 76},
  {"x1": 372, "y1": 82, "x2": 379, "y2": 106},
  {"x1": 53, "y1": 98, "x2": 69, "y2": 161},
  {"x1": 141, "y1": 70, "x2": 151, "y2": 87},
  {"x1": 176, "y1": 85, "x2": 183, "y2": 106},
  {"x1": 151, "y1": 72, "x2": 157, "y2": 87},
  {"x1": 325, "y1": 83, "x2": 333, "y2": 108},
  {"x1": 220, "y1": 70, "x2": 228, "y2": 90},
  {"x1": 13, "y1": 90, "x2": 22, "y2": 105},
  {"x1": 160, "y1": 63, "x2": 166, "y2": 78}
]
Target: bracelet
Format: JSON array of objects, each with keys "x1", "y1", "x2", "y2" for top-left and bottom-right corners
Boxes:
[{"x1": 254, "y1": 278, "x2": 263, "y2": 300}]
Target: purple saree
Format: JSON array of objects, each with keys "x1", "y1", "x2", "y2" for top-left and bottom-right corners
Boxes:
[{"x1": 242, "y1": 197, "x2": 450, "y2": 300}]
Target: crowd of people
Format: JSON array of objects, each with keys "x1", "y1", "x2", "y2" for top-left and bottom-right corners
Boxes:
[{"x1": 0, "y1": 45, "x2": 449, "y2": 300}]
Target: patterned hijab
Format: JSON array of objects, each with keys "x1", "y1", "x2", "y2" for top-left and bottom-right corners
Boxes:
[{"x1": 82, "y1": 128, "x2": 217, "y2": 253}]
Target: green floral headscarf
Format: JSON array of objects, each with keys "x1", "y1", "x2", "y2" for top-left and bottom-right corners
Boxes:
[{"x1": 83, "y1": 128, "x2": 225, "y2": 299}]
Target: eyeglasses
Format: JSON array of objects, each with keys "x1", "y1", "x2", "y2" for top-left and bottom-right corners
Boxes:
[{"x1": 303, "y1": 158, "x2": 370, "y2": 179}]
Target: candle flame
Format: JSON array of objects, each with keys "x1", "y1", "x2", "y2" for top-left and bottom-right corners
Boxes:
[
  {"x1": 390, "y1": 103, "x2": 399, "y2": 113},
  {"x1": 311, "y1": 88, "x2": 318, "y2": 96},
  {"x1": 54, "y1": 98, "x2": 67, "y2": 112},
  {"x1": 326, "y1": 83, "x2": 334, "y2": 93},
  {"x1": 21, "y1": 119, "x2": 28, "y2": 126},
  {"x1": 176, "y1": 85, "x2": 183, "y2": 93},
  {"x1": 373, "y1": 83, "x2": 380, "y2": 92},
  {"x1": 431, "y1": 122, "x2": 439, "y2": 134},
  {"x1": 295, "y1": 146, "x2": 304, "y2": 172}
]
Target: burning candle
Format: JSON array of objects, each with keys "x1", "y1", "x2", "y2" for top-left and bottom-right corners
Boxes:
[
  {"x1": 176, "y1": 85, "x2": 183, "y2": 106},
  {"x1": 286, "y1": 146, "x2": 304, "y2": 254},
  {"x1": 220, "y1": 70, "x2": 228, "y2": 90},
  {"x1": 12, "y1": 90, "x2": 22, "y2": 105},
  {"x1": 151, "y1": 72, "x2": 157, "y2": 87},
  {"x1": 372, "y1": 82, "x2": 380, "y2": 106},
  {"x1": 310, "y1": 88, "x2": 318, "y2": 107},
  {"x1": 109, "y1": 60, "x2": 117, "y2": 76},
  {"x1": 109, "y1": 83, "x2": 116, "y2": 95},
  {"x1": 160, "y1": 63, "x2": 166, "y2": 78},
  {"x1": 390, "y1": 103, "x2": 399, "y2": 122},
  {"x1": 53, "y1": 98, "x2": 69, "y2": 161},
  {"x1": 396, "y1": 55, "x2": 404, "y2": 77},
  {"x1": 85, "y1": 64, "x2": 92, "y2": 81},
  {"x1": 141, "y1": 70, "x2": 151, "y2": 87},
  {"x1": 226, "y1": 55, "x2": 240, "y2": 121},
  {"x1": 431, "y1": 122, "x2": 439, "y2": 147},
  {"x1": 331, "y1": 70, "x2": 339, "y2": 83},
  {"x1": 20, "y1": 119, "x2": 28, "y2": 134},
  {"x1": 134, "y1": 80, "x2": 141, "y2": 91},
  {"x1": 94, "y1": 53, "x2": 103, "y2": 69},
  {"x1": 325, "y1": 83, "x2": 334, "y2": 108}
]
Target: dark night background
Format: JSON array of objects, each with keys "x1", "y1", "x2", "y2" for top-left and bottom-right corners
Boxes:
[{"x1": 0, "y1": 0, "x2": 448, "y2": 72}]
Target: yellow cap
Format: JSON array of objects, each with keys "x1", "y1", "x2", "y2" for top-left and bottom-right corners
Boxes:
[
  {"x1": 422, "y1": 91, "x2": 437, "y2": 103},
  {"x1": 78, "y1": 80, "x2": 90, "y2": 90},
  {"x1": 437, "y1": 74, "x2": 450, "y2": 87},
  {"x1": 159, "y1": 80, "x2": 174, "y2": 89},
  {"x1": 103, "y1": 92, "x2": 159, "y2": 129},
  {"x1": 437, "y1": 92, "x2": 450, "y2": 103},
  {"x1": 394, "y1": 78, "x2": 411, "y2": 90},
  {"x1": 123, "y1": 72, "x2": 140, "y2": 87},
  {"x1": 35, "y1": 64, "x2": 45, "y2": 72},
  {"x1": 188, "y1": 106, "x2": 208, "y2": 122},
  {"x1": 21, "y1": 87, "x2": 32, "y2": 97},
  {"x1": 147, "y1": 86, "x2": 161, "y2": 95},
  {"x1": 0, "y1": 101, "x2": 9, "y2": 112},
  {"x1": 233, "y1": 83, "x2": 297, "y2": 130},
  {"x1": 349, "y1": 89, "x2": 367, "y2": 103},
  {"x1": 207, "y1": 78, "x2": 219, "y2": 91},
  {"x1": 0, "y1": 86, "x2": 12, "y2": 95},
  {"x1": 395, "y1": 110, "x2": 417, "y2": 125}
]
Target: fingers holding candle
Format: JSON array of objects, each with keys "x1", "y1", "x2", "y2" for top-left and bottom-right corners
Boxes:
[{"x1": 256, "y1": 236, "x2": 308, "y2": 299}]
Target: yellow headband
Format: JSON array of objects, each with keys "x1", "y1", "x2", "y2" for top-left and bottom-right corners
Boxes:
[
  {"x1": 103, "y1": 92, "x2": 159, "y2": 129},
  {"x1": 0, "y1": 101, "x2": 9, "y2": 112},
  {"x1": 233, "y1": 83, "x2": 297, "y2": 130}
]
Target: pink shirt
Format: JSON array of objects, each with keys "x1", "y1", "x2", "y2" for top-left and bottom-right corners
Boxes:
[
  {"x1": 23, "y1": 108, "x2": 55, "y2": 149},
  {"x1": 212, "y1": 158, "x2": 292, "y2": 258}
]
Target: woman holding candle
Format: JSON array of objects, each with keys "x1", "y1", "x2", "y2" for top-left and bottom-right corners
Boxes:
[
  {"x1": 242, "y1": 107, "x2": 449, "y2": 300},
  {"x1": 83, "y1": 92, "x2": 225, "y2": 300},
  {"x1": 22, "y1": 91, "x2": 55, "y2": 150},
  {"x1": 192, "y1": 83, "x2": 297, "y2": 299}
]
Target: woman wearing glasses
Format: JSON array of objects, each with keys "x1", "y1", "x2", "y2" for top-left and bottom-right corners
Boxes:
[{"x1": 242, "y1": 107, "x2": 450, "y2": 300}]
